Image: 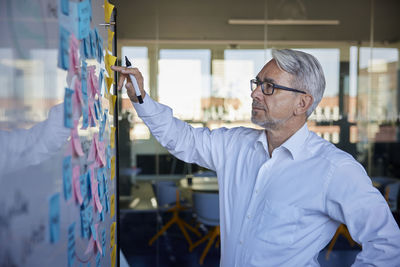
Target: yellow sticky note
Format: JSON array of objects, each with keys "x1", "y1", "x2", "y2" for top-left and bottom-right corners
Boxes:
[
  {"x1": 111, "y1": 244, "x2": 116, "y2": 267},
  {"x1": 110, "y1": 127, "x2": 116, "y2": 149},
  {"x1": 111, "y1": 156, "x2": 116, "y2": 180},
  {"x1": 104, "y1": 0, "x2": 115, "y2": 23},
  {"x1": 110, "y1": 194, "x2": 115, "y2": 219},
  {"x1": 110, "y1": 222, "x2": 116, "y2": 248},
  {"x1": 108, "y1": 29, "x2": 115, "y2": 51},
  {"x1": 106, "y1": 77, "x2": 114, "y2": 95},
  {"x1": 108, "y1": 95, "x2": 116, "y2": 115},
  {"x1": 105, "y1": 51, "x2": 116, "y2": 77}
]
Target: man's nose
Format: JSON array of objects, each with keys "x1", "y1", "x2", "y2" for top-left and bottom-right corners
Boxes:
[{"x1": 251, "y1": 84, "x2": 263, "y2": 100}]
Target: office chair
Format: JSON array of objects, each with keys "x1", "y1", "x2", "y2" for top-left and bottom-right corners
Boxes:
[
  {"x1": 190, "y1": 191, "x2": 220, "y2": 265},
  {"x1": 148, "y1": 181, "x2": 201, "y2": 248}
]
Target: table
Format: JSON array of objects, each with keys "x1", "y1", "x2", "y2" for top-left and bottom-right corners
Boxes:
[{"x1": 179, "y1": 176, "x2": 219, "y2": 193}]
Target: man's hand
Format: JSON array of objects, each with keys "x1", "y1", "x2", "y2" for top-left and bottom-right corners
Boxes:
[{"x1": 110, "y1": 65, "x2": 146, "y2": 103}]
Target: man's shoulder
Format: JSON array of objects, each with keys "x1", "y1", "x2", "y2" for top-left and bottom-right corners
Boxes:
[{"x1": 307, "y1": 131, "x2": 356, "y2": 166}]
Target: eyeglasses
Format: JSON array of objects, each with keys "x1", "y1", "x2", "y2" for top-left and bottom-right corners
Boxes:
[{"x1": 250, "y1": 79, "x2": 307, "y2": 95}]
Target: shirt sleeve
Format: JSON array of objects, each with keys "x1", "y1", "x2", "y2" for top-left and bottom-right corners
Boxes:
[
  {"x1": 325, "y1": 160, "x2": 400, "y2": 266},
  {"x1": 132, "y1": 96, "x2": 226, "y2": 171},
  {"x1": 0, "y1": 103, "x2": 70, "y2": 176}
]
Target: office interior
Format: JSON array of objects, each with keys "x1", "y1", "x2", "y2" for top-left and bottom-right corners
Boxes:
[{"x1": 115, "y1": 0, "x2": 400, "y2": 266}]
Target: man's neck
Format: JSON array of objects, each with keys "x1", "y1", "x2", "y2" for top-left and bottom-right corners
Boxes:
[{"x1": 266, "y1": 119, "x2": 305, "y2": 157}]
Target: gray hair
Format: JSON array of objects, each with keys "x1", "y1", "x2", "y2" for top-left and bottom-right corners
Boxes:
[{"x1": 272, "y1": 49, "x2": 326, "y2": 117}]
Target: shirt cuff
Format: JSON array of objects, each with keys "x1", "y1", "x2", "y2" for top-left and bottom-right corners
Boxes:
[{"x1": 132, "y1": 94, "x2": 164, "y2": 117}]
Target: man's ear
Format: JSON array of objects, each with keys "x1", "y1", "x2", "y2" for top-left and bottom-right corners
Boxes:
[{"x1": 294, "y1": 94, "x2": 313, "y2": 116}]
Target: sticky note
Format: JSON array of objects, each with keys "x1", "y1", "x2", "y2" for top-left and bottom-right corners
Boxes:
[
  {"x1": 101, "y1": 229, "x2": 106, "y2": 257},
  {"x1": 79, "y1": 173, "x2": 88, "y2": 206},
  {"x1": 106, "y1": 145, "x2": 111, "y2": 169},
  {"x1": 81, "y1": 36, "x2": 90, "y2": 59},
  {"x1": 88, "y1": 138, "x2": 96, "y2": 162},
  {"x1": 97, "y1": 140, "x2": 106, "y2": 167},
  {"x1": 104, "y1": 0, "x2": 114, "y2": 23},
  {"x1": 49, "y1": 193, "x2": 60, "y2": 243},
  {"x1": 95, "y1": 28, "x2": 103, "y2": 63},
  {"x1": 111, "y1": 244, "x2": 116, "y2": 267},
  {"x1": 105, "y1": 52, "x2": 116, "y2": 77},
  {"x1": 58, "y1": 26, "x2": 70, "y2": 70},
  {"x1": 80, "y1": 205, "x2": 90, "y2": 238},
  {"x1": 64, "y1": 88, "x2": 75, "y2": 129},
  {"x1": 77, "y1": 0, "x2": 91, "y2": 39},
  {"x1": 110, "y1": 222, "x2": 115, "y2": 248},
  {"x1": 110, "y1": 194, "x2": 115, "y2": 219},
  {"x1": 110, "y1": 127, "x2": 116, "y2": 148},
  {"x1": 105, "y1": 77, "x2": 114, "y2": 96},
  {"x1": 86, "y1": 170, "x2": 92, "y2": 201},
  {"x1": 73, "y1": 165, "x2": 83, "y2": 204},
  {"x1": 107, "y1": 29, "x2": 114, "y2": 51},
  {"x1": 81, "y1": 61, "x2": 89, "y2": 129},
  {"x1": 99, "y1": 117, "x2": 106, "y2": 142},
  {"x1": 98, "y1": 69, "x2": 104, "y2": 96},
  {"x1": 69, "y1": 33, "x2": 80, "y2": 75},
  {"x1": 71, "y1": 123, "x2": 84, "y2": 157},
  {"x1": 84, "y1": 236, "x2": 94, "y2": 255},
  {"x1": 61, "y1": 0, "x2": 69, "y2": 15},
  {"x1": 104, "y1": 193, "x2": 109, "y2": 213},
  {"x1": 108, "y1": 95, "x2": 116, "y2": 115},
  {"x1": 110, "y1": 156, "x2": 115, "y2": 180},
  {"x1": 68, "y1": 222, "x2": 75, "y2": 267},
  {"x1": 89, "y1": 29, "x2": 97, "y2": 59},
  {"x1": 63, "y1": 155, "x2": 73, "y2": 201}
]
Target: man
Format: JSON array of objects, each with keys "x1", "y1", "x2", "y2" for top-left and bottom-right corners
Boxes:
[{"x1": 112, "y1": 49, "x2": 400, "y2": 266}]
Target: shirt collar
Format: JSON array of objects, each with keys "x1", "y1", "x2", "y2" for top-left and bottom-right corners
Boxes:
[
  {"x1": 281, "y1": 123, "x2": 309, "y2": 160},
  {"x1": 254, "y1": 123, "x2": 309, "y2": 160}
]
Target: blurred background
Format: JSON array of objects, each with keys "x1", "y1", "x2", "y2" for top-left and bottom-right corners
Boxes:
[{"x1": 114, "y1": 0, "x2": 400, "y2": 266}]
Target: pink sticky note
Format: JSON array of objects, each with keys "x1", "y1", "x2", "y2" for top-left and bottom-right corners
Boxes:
[
  {"x1": 88, "y1": 100, "x2": 97, "y2": 127},
  {"x1": 95, "y1": 224, "x2": 102, "y2": 255},
  {"x1": 95, "y1": 138, "x2": 106, "y2": 167},
  {"x1": 87, "y1": 138, "x2": 96, "y2": 162},
  {"x1": 71, "y1": 124, "x2": 84, "y2": 157},
  {"x1": 73, "y1": 166, "x2": 83, "y2": 205},
  {"x1": 69, "y1": 33, "x2": 80, "y2": 76},
  {"x1": 85, "y1": 236, "x2": 94, "y2": 255},
  {"x1": 74, "y1": 78, "x2": 83, "y2": 107},
  {"x1": 92, "y1": 179, "x2": 103, "y2": 213}
]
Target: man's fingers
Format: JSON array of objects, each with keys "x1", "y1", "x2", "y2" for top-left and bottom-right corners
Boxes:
[{"x1": 117, "y1": 72, "x2": 127, "y2": 90}]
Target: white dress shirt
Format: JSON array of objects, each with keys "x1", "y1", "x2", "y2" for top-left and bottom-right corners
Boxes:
[{"x1": 134, "y1": 96, "x2": 400, "y2": 267}]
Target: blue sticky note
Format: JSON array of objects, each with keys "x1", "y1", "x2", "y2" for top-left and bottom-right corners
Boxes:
[
  {"x1": 101, "y1": 229, "x2": 106, "y2": 257},
  {"x1": 104, "y1": 194, "x2": 109, "y2": 213},
  {"x1": 77, "y1": 0, "x2": 91, "y2": 39},
  {"x1": 94, "y1": 101, "x2": 99, "y2": 120},
  {"x1": 68, "y1": 222, "x2": 75, "y2": 267},
  {"x1": 97, "y1": 169, "x2": 104, "y2": 199},
  {"x1": 86, "y1": 171, "x2": 92, "y2": 201},
  {"x1": 96, "y1": 251, "x2": 101, "y2": 267},
  {"x1": 99, "y1": 116, "x2": 106, "y2": 142},
  {"x1": 64, "y1": 88, "x2": 74, "y2": 129},
  {"x1": 63, "y1": 155, "x2": 73, "y2": 200},
  {"x1": 49, "y1": 193, "x2": 60, "y2": 243},
  {"x1": 106, "y1": 145, "x2": 111, "y2": 169},
  {"x1": 98, "y1": 69, "x2": 104, "y2": 96},
  {"x1": 94, "y1": 28, "x2": 103, "y2": 63},
  {"x1": 89, "y1": 30, "x2": 96, "y2": 59},
  {"x1": 81, "y1": 61, "x2": 89, "y2": 129},
  {"x1": 61, "y1": 0, "x2": 69, "y2": 15},
  {"x1": 80, "y1": 207, "x2": 89, "y2": 238},
  {"x1": 79, "y1": 174, "x2": 88, "y2": 206},
  {"x1": 58, "y1": 26, "x2": 70, "y2": 70}
]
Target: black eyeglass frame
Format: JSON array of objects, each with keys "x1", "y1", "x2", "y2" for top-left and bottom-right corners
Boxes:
[{"x1": 250, "y1": 79, "x2": 307, "y2": 95}]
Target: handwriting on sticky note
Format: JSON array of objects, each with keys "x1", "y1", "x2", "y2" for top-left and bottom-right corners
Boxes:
[
  {"x1": 110, "y1": 156, "x2": 115, "y2": 180},
  {"x1": 63, "y1": 155, "x2": 73, "y2": 201},
  {"x1": 110, "y1": 222, "x2": 116, "y2": 248},
  {"x1": 49, "y1": 193, "x2": 60, "y2": 243},
  {"x1": 110, "y1": 194, "x2": 115, "y2": 219},
  {"x1": 111, "y1": 243, "x2": 116, "y2": 267},
  {"x1": 78, "y1": 0, "x2": 91, "y2": 39},
  {"x1": 64, "y1": 88, "x2": 75, "y2": 129},
  {"x1": 68, "y1": 222, "x2": 75, "y2": 267},
  {"x1": 58, "y1": 26, "x2": 70, "y2": 70}
]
